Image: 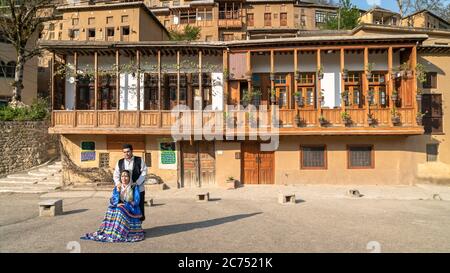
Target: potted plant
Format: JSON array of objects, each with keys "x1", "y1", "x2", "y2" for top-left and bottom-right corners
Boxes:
[
  {"x1": 226, "y1": 176, "x2": 236, "y2": 190},
  {"x1": 248, "y1": 113, "x2": 258, "y2": 128},
  {"x1": 367, "y1": 112, "x2": 375, "y2": 126},
  {"x1": 341, "y1": 111, "x2": 352, "y2": 126},
  {"x1": 252, "y1": 89, "x2": 262, "y2": 106},
  {"x1": 416, "y1": 111, "x2": 426, "y2": 125},
  {"x1": 270, "y1": 89, "x2": 276, "y2": 104},
  {"x1": 342, "y1": 68, "x2": 349, "y2": 80},
  {"x1": 294, "y1": 91, "x2": 303, "y2": 107},
  {"x1": 224, "y1": 112, "x2": 235, "y2": 128},
  {"x1": 341, "y1": 89, "x2": 349, "y2": 106},
  {"x1": 318, "y1": 115, "x2": 327, "y2": 126},
  {"x1": 317, "y1": 66, "x2": 324, "y2": 80},
  {"x1": 319, "y1": 89, "x2": 325, "y2": 106},
  {"x1": 367, "y1": 89, "x2": 375, "y2": 106},
  {"x1": 366, "y1": 63, "x2": 374, "y2": 80},
  {"x1": 294, "y1": 113, "x2": 302, "y2": 127},
  {"x1": 391, "y1": 90, "x2": 398, "y2": 102},
  {"x1": 391, "y1": 107, "x2": 401, "y2": 125},
  {"x1": 241, "y1": 89, "x2": 251, "y2": 107},
  {"x1": 400, "y1": 62, "x2": 413, "y2": 79},
  {"x1": 416, "y1": 89, "x2": 422, "y2": 101}
]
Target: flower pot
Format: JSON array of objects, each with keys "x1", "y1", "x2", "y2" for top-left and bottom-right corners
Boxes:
[
  {"x1": 368, "y1": 118, "x2": 375, "y2": 125},
  {"x1": 391, "y1": 116, "x2": 401, "y2": 125},
  {"x1": 294, "y1": 116, "x2": 301, "y2": 127},
  {"x1": 416, "y1": 116, "x2": 423, "y2": 125},
  {"x1": 391, "y1": 94, "x2": 398, "y2": 102},
  {"x1": 342, "y1": 118, "x2": 352, "y2": 126},
  {"x1": 226, "y1": 179, "x2": 236, "y2": 190},
  {"x1": 416, "y1": 94, "x2": 422, "y2": 101}
]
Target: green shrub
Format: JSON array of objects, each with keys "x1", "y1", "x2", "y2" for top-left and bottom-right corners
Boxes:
[{"x1": 0, "y1": 98, "x2": 49, "y2": 121}]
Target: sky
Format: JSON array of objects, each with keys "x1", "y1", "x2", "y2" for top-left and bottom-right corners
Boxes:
[{"x1": 351, "y1": 0, "x2": 450, "y2": 13}]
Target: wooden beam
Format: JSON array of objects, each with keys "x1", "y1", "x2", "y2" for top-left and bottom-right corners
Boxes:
[
  {"x1": 73, "y1": 51, "x2": 78, "y2": 127},
  {"x1": 340, "y1": 48, "x2": 345, "y2": 108},
  {"x1": 94, "y1": 51, "x2": 98, "y2": 127},
  {"x1": 136, "y1": 50, "x2": 141, "y2": 128},
  {"x1": 270, "y1": 50, "x2": 274, "y2": 102},
  {"x1": 363, "y1": 47, "x2": 369, "y2": 126},
  {"x1": 51, "y1": 52, "x2": 55, "y2": 127},
  {"x1": 115, "y1": 50, "x2": 120, "y2": 128},
  {"x1": 247, "y1": 50, "x2": 251, "y2": 97},
  {"x1": 316, "y1": 49, "x2": 321, "y2": 118},
  {"x1": 177, "y1": 50, "x2": 180, "y2": 106}
]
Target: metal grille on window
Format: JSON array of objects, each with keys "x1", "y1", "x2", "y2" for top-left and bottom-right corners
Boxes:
[
  {"x1": 302, "y1": 146, "x2": 325, "y2": 168},
  {"x1": 99, "y1": 153, "x2": 110, "y2": 168},
  {"x1": 349, "y1": 146, "x2": 372, "y2": 167}
]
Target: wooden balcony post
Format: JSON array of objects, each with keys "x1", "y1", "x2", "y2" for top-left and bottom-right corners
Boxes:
[
  {"x1": 136, "y1": 49, "x2": 141, "y2": 128},
  {"x1": 411, "y1": 46, "x2": 418, "y2": 118},
  {"x1": 363, "y1": 47, "x2": 369, "y2": 126},
  {"x1": 246, "y1": 50, "x2": 251, "y2": 97},
  {"x1": 73, "y1": 51, "x2": 78, "y2": 127},
  {"x1": 51, "y1": 52, "x2": 55, "y2": 127},
  {"x1": 388, "y1": 46, "x2": 393, "y2": 125},
  {"x1": 94, "y1": 51, "x2": 98, "y2": 127},
  {"x1": 340, "y1": 48, "x2": 345, "y2": 109},
  {"x1": 158, "y1": 50, "x2": 162, "y2": 127},
  {"x1": 177, "y1": 50, "x2": 180, "y2": 106},
  {"x1": 115, "y1": 50, "x2": 120, "y2": 127},
  {"x1": 199, "y1": 50, "x2": 203, "y2": 110},
  {"x1": 294, "y1": 49, "x2": 298, "y2": 111},
  {"x1": 270, "y1": 49, "x2": 274, "y2": 103},
  {"x1": 316, "y1": 48, "x2": 321, "y2": 124},
  {"x1": 223, "y1": 49, "x2": 229, "y2": 111}
]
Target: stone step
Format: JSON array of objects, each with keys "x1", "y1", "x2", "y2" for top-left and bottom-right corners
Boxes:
[
  {"x1": 7, "y1": 173, "x2": 37, "y2": 180},
  {"x1": 0, "y1": 188, "x2": 50, "y2": 194},
  {"x1": 28, "y1": 171, "x2": 54, "y2": 177},
  {"x1": 0, "y1": 178, "x2": 39, "y2": 184},
  {"x1": 47, "y1": 165, "x2": 62, "y2": 170},
  {"x1": 0, "y1": 182, "x2": 58, "y2": 189},
  {"x1": 38, "y1": 167, "x2": 60, "y2": 173}
]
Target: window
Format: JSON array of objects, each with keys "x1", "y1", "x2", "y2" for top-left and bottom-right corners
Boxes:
[
  {"x1": 59, "y1": 23, "x2": 63, "y2": 30},
  {"x1": 300, "y1": 15, "x2": 306, "y2": 26},
  {"x1": 198, "y1": 8, "x2": 213, "y2": 21},
  {"x1": 301, "y1": 145, "x2": 327, "y2": 169},
  {"x1": 106, "y1": 27, "x2": 114, "y2": 40},
  {"x1": 173, "y1": 0, "x2": 180, "y2": 6},
  {"x1": 87, "y1": 28, "x2": 96, "y2": 39},
  {"x1": 315, "y1": 11, "x2": 326, "y2": 26},
  {"x1": 247, "y1": 13, "x2": 254, "y2": 27},
  {"x1": 423, "y1": 72, "x2": 437, "y2": 88},
  {"x1": 0, "y1": 61, "x2": 16, "y2": 78},
  {"x1": 264, "y1": 13, "x2": 271, "y2": 27},
  {"x1": 426, "y1": 144, "x2": 438, "y2": 162},
  {"x1": 280, "y1": 13, "x2": 287, "y2": 27},
  {"x1": 88, "y1": 17, "x2": 95, "y2": 25},
  {"x1": 69, "y1": 29, "x2": 79, "y2": 40},
  {"x1": 122, "y1": 26, "x2": 130, "y2": 35},
  {"x1": 121, "y1": 15, "x2": 129, "y2": 23},
  {"x1": 72, "y1": 18, "x2": 79, "y2": 26},
  {"x1": 422, "y1": 94, "x2": 443, "y2": 134},
  {"x1": 222, "y1": 33, "x2": 234, "y2": 41},
  {"x1": 348, "y1": 145, "x2": 374, "y2": 169},
  {"x1": 164, "y1": 20, "x2": 170, "y2": 27},
  {"x1": 106, "y1": 16, "x2": 113, "y2": 24}
]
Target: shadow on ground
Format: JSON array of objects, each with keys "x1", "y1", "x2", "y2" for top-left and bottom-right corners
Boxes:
[
  {"x1": 144, "y1": 212, "x2": 262, "y2": 238},
  {"x1": 63, "y1": 209, "x2": 88, "y2": 216}
]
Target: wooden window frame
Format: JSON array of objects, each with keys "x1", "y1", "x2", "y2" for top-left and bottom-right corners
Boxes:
[
  {"x1": 423, "y1": 72, "x2": 437, "y2": 89},
  {"x1": 264, "y1": 13, "x2": 272, "y2": 27},
  {"x1": 300, "y1": 145, "x2": 327, "y2": 170},
  {"x1": 347, "y1": 145, "x2": 375, "y2": 169},
  {"x1": 280, "y1": 12, "x2": 288, "y2": 27}
]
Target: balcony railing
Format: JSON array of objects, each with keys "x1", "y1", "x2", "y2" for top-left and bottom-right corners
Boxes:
[{"x1": 50, "y1": 108, "x2": 422, "y2": 135}]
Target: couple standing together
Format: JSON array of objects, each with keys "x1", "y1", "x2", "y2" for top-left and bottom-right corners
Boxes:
[{"x1": 81, "y1": 144, "x2": 148, "y2": 243}]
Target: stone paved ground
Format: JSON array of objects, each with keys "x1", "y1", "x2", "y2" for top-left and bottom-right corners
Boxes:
[{"x1": 0, "y1": 184, "x2": 449, "y2": 253}]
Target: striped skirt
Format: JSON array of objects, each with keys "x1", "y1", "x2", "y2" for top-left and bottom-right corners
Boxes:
[{"x1": 81, "y1": 204, "x2": 144, "y2": 243}]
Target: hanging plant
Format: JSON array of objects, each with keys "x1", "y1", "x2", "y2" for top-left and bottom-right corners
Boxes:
[{"x1": 317, "y1": 66, "x2": 324, "y2": 80}]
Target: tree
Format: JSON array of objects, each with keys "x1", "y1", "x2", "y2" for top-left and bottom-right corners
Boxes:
[
  {"x1": 0, "y1": 0, "x2": 58, "y2": 108},
  {"x1": 323, "y1": 0, "x2": 360, "y2": 30},
  {"x1": 396, "y1": 0, "x2": 450, "y2": 21},
  {"x1": 396, "y1": 0, "x2": 411, "y2": 18},
  {"x1": 169, "y1": 25, "x2": 201, "y2": 41}
]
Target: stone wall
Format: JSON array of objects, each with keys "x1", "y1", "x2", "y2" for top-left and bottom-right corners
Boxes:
[{"x1": 0, "y1": 121, "x2": 60, "y2": 176}]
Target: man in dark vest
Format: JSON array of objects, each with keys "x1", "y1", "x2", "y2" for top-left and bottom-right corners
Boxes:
[{"x1": 113, "y1": 144, "x2": 147, "y2": 221}]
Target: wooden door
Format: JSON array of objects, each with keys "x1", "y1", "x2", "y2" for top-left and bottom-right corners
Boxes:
[
  {"x1": 181, "y1": 142, "x2": 216, "y2": 187},
  {"x1": 241, "y1": 142, "x2": 274, "y2": 184}
]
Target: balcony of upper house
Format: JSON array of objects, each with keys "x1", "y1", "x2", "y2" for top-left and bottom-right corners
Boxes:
[
  {"x1": 217, "y1": 1, "x2": 244, "y2": 29},
  {"x1": 40, "y1": 35, "x2": 427, "y2": 136}
]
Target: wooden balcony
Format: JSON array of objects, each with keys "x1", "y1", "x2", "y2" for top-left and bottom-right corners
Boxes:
[
  {"x1": 50, "y1": 108, "x2": 423, "y2": 135},
  {"x1": 218, "y1": 19, "x2": 243, "y2": 28}
]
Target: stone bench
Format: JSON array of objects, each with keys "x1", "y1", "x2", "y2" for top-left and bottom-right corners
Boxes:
[
  {"x1": 144, "y1": 197, "x2": 154, "y2": 207},
  {"x1": 39, "y1": 199, "x2": 63, "y2": 217},
  {"x1": 196, "y1": 192, "x2": 210, "y2": 202},
  {"x1": 278, "y1": 193, "x2": 296, "y2": 204}
]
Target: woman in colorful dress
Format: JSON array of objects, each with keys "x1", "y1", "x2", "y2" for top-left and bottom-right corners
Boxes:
[{"x1": 81, "y1": 170, "x2": 145, "y2": 242}]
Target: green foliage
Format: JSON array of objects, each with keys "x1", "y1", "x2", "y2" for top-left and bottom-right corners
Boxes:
[
  {"x1": 323, "y1": 0, "x2": 360, "y2": 30},
  {"x1": 0, "y1": 97, "x2": 49, "y2": 121},
  {"x1": 169, "y1": 25, "x2": 201, "y2": 41}
]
